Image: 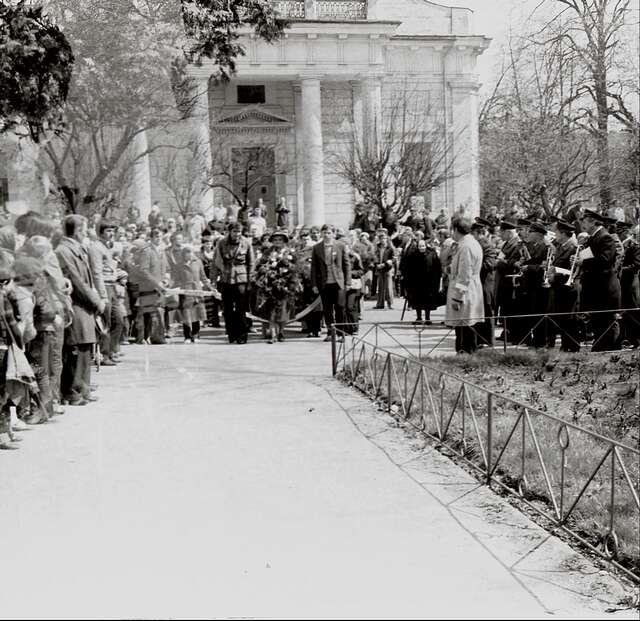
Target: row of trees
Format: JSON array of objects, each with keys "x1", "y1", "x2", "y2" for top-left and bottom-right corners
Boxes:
[{"x1": 480, "y1": 0, "x2": 639, "y2": 218}]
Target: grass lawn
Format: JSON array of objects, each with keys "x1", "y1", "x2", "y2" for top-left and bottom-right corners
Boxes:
[{"x1": 337, "y1": 344, "x2": 640, "y2": 578}]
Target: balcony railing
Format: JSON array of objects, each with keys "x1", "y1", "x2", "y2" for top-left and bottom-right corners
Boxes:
[
  {"x1": 316, "y1": 0, "x2": 367, "y2": 19},
  {"x1": 273, "y1": 1, "x2": 305, "y2": 18},
  {"x1": 273, "y1": 0, "x2": 368, "y2": 20}
]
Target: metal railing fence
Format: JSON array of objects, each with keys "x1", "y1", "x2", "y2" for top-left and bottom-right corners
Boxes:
[{"x1": 330, "y1": 323, "x2": 640, "y2": 582}]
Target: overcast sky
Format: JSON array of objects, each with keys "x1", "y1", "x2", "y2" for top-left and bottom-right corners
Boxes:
[{"x1": 448, "y1": 0, "x2": 549, "y2": 91}]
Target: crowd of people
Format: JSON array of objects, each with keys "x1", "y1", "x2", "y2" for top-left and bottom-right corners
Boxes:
[{"x1": 0, "y1": 196, "x2": 638, "y2": 448}]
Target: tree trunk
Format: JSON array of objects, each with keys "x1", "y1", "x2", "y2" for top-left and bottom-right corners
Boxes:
[{"x1": 593, "y1": 64, "x2": 611, "y2": 212}]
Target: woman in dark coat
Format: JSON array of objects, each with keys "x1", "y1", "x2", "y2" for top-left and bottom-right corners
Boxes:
[
  {"x1": 402, "y1": 239, "x2": 442, "y2": 324},
  {"x1": 345, "y1": 239, "x2": 365, "y2": 334}
]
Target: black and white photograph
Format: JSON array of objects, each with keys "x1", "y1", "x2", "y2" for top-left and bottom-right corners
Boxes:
[{"x1": 0, "y1": 0, "x2": 638, "y2": 617}]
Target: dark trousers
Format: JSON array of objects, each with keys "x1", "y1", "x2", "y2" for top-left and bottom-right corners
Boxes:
[
  {"x1": 221, "y1": 283, "x2": 249, "y2": 342},
  {"x1": 61, "y1": 344, "x2": 92, "y2": 402},
  {"x1": 26, "y1": 332, "x2": 55, "y2": 415},
  {"x1": 455, "y1": 326, "x2": 478, "y2": 354},
  {"x1": 345, "y1": 290, "x2": 362, "y2": 334},
  {"x1": 101, "y1": 286, "x2": 124, "y2": 358},
  {"x1": 547, "y1": 287, "x2": 580, "y2": 351},
  {"x1": 320, "y1": 283, "x2": 345, "y2": 333},
  {"x1": 590, "y1": 312, "x2": 620, "y2": 352},
  {"x1": 183, "y1": 321, "x2": 201, "y2": 340}
]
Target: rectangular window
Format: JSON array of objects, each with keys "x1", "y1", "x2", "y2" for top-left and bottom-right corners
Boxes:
[{"x1": 237, "y1": 85, "x2": 266, "y2": 105}]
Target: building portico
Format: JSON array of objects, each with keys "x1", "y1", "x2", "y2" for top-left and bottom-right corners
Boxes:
[{"x1": 182, "y1": 0, "x2": 489, "y2": 229}]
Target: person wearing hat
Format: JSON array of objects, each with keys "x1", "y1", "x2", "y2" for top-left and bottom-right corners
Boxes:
[
  {"x1": 546, "y1": 220, "x2": 581, "y2": 351},
  {"x1": 55, "y1": 215, "x2": 106, "y2": 406},
  {"x1": 603, "y1": 216, "x2": 625, "y2": 276},
  {"x1": 517, "y1": 221, "x2": 551, "y2": 347},
  {"x1": 254, "y1": 230, "x2": 298, "y2": 343},
  {"x1": 212, "y1": 221, "x2": 254, "y2": 344},
  {"x1": 577, "y1": 209, "x2": 622, "y2": 351},
  {"x1": 495, "y1": 220, "x2": 529, "y2": 343},
  {"x1": 471, "y1": 218, "x2": 498, "y2": 346},
  {"x1": 617, "y1": 221, "x2": 640, "y2": 348},
  {"x1": 175, "y1": 244, "x2": 210, "y2": 343}
]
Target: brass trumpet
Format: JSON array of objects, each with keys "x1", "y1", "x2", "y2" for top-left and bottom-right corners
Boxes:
[
  {"x1": 542, "y1": 245, "x2": 555, "y2": 288},
  {"x1": 566, "y1": 243, "x2": 583, "y2": 287}
]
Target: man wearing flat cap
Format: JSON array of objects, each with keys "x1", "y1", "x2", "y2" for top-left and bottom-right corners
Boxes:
[
  {"x1": 617, "y1": 221, "x2": 640, "y2": 348},
  {"x1": 212, "y1": 222, "x2": 254, "y2": 344},
  {"x1": 577, "y1": 209, "x2": 621, "y2": 351}
]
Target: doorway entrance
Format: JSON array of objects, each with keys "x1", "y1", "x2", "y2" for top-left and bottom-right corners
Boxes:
[{"x1": 231, "y1": 147, "x2": 276, "y2": 226}]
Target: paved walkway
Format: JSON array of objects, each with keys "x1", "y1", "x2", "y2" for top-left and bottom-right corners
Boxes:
[{"x1": 0, "y1": 302, "x2": 635, "y2": 619}]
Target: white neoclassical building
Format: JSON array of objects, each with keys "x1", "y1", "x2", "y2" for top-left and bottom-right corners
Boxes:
[
  {"x1": 179, "y1": 0, "x2": 490, "y2": 229},
  {"x1": 0, "y1": 0, "x2": 489, "y2": 228}
]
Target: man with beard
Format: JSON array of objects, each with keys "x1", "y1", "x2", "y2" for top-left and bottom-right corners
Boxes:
[{"x1": 212, "y1": 222, "x2": 254, "y2": 344}]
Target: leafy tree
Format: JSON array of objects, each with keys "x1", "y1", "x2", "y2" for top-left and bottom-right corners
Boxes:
[
  {"x1": 0, "y1": 1, "x2": 74, "y2": 140},
  {"x1": 39, "y1": 0, "x2": 287, "y2": 213}
]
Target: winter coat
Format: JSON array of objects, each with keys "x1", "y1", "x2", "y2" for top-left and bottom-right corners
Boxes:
[
  {"x1": 445, "y1": 234, "x2": 484, "y2": 327},
  {"x1": 55, "y1": 237, "x2": 101, "y2": 345},
  {"x1": 402, "y1": 247, "x2": 442, "y2": 311}
]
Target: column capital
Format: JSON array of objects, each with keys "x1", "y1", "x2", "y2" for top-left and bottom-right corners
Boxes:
[{"x1": 298, "y1": 73, "x2": 325, "y2": 82}]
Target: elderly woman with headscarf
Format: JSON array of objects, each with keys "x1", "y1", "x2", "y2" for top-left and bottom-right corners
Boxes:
[{"x1": 445, "y1": 217, "x2": 484, "y2": 354}]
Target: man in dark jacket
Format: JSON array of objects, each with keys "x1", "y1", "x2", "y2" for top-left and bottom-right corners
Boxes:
[
  {"x1": 617, "y1": 221, "x2": 640, "y2": 348},
  {"x1": 55, "y1": 215, "x2": 105, "y2": 406},
  {"x1": 471, "y1": 218, "x2": 498, "y2": 345},
  {"x1": 310, "y1": 224, "x2": 351, "y2": 341},
  {"x1": 577, "y1": 209, "x2": 622, "y2": 351}
]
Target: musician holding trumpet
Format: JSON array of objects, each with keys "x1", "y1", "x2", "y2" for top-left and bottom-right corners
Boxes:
[
  {"x1": 546, "y1": 219, "x2": 581, "y2": 352},
  {"x1": 576, "y1": 209, "x2": 622, "y2": 351}
]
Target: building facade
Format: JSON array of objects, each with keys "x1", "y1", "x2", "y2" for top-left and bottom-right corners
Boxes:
[{"x1": 183, "y1": 0, "x2": 490, "y2": 229}]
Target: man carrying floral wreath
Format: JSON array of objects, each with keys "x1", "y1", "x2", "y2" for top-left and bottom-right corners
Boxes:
[{"x1": 211, "y1": 222, "x2": 254, "y2": 344}]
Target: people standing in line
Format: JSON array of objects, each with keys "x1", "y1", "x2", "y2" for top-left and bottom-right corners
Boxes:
[
  {"x1": 55, "y1": 215, "x2": 105, "y2": 406},
  {"x1": 576, "y1": 209, "x2": 622, "y2": 352},
  {"x1": 445, "y1": 217, "x2": 484, "y2": 354},
  {"x1": 373, "y1": 228, "x2": 395, "y2": 310},
  {"x1": 310, "y1": 224, "x2": 351, "y2": 342},
  {"x1": 212, "y1": 222, "x2": 254, "y2": 344}
]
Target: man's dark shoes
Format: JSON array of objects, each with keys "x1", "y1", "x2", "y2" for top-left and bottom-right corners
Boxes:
[
  {"x1": 68, "y1": 398, "x2": 89, "y2": 406},
  {"x1": 101, "y1": 358, "x2": 117, "y2": 367}
]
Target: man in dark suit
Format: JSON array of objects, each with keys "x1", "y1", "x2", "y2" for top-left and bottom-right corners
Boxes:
[
  {"x1": 310, "y1": 224, "x2": 351, "y2": 341},
  {"x1": 55, "y1": 215, "x2": 105, "y2": 406},
  {"x1": 471, "y1": 218, "x2": 498, "y2": 346},
  {"x1": 577, "y1": 209, "x2": 622, "y2": 351},
  {"x1": 547, "y1": 219, "x2": 580, "y2": 351}
]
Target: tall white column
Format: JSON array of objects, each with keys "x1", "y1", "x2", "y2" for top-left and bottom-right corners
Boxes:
[
  {"x1": 293, "y1": 84, "x2": 305, "y2": 226},
  {"x1": 300, "y1": 76, "x2": 325, "y2": 226},
  {"x1": 132, "y1": 129, "x2": 152, "y2": 221},
  {"x1": 449, "y1": 81, "x2": 480, "y2": 217},
  {"x1": 363, "y1": 75, "x2": 382, "y2": 141},
  {"x1": 192, "y1": 77, "x2": 214, "y2": 218}
]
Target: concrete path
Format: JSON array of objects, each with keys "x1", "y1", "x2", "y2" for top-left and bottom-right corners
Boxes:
[{"x1": 0, "y1": 303, "x2": 635, "y2": 619}]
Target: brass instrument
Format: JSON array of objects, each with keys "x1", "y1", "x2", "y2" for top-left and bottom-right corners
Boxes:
[
  {"x1": 565, "y1": 243, "x2": 583, "y2": 287},
  {"x1": 506, "y1": 242, "x2": 530, "y2": 298},
  {"x1": 542, "y1": 245, "x2": 555, "y2": 288}
]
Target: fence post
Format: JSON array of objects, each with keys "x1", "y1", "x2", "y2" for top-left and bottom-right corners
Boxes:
[
  {"x1": 486, "y1": 393, "x2": 493, "y2": 484},
  {"x1": 331, "y1": 324, "x2": 337, "y2": 376},
  {"x1": 387, "y1": 354, "x2": 392, "y2": 414},
  {"x1": 502, "y1": 318, "x2": 507, "y2": 354}
]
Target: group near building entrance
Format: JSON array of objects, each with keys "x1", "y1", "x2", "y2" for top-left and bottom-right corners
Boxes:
[{"x1": 0, "y1": 0, "x2": 489, "y2": 229}]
